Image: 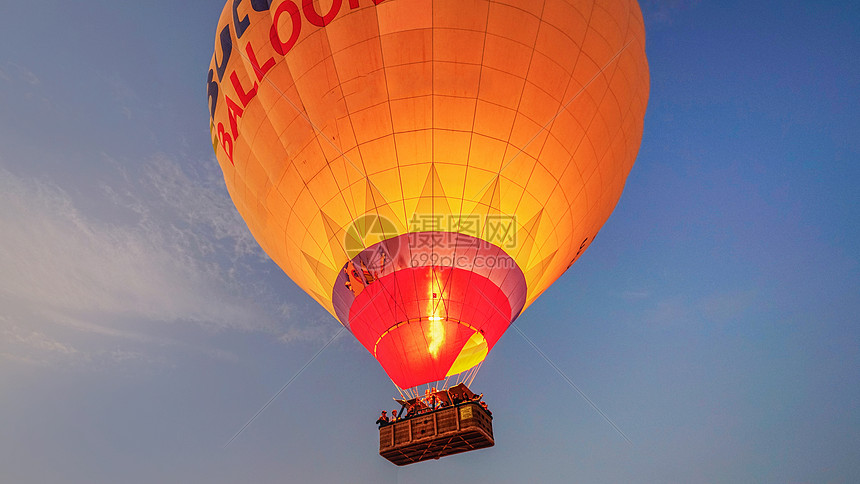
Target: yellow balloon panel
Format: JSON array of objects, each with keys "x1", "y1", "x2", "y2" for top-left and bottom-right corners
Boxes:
[{"x1": 209, "y1": 0, "x2": 649, "y2": 316}]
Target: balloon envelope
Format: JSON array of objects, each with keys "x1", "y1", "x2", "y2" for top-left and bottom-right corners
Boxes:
[{"x1": 208, "y1": 0, "x2": 649, "y2": 389}]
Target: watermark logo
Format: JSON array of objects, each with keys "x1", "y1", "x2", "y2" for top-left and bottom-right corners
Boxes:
[
  {"x1": 343, "y1": 214, "x2": 400, "y2": 260},
  {"x1": 408, "y1": 213, "x2": 518, "y2": 250},
  {"x1": 341, "y1": 213, "x2": 520, "y2": 273}
]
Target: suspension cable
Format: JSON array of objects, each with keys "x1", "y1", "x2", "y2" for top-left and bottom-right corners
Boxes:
[{"x1": 466, "y1": 360, "x2": 484, "y2": 388}]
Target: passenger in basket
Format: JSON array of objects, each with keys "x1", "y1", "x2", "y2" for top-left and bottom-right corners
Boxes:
[{"x1": 376, "y1": 410, "x2": 389, "y2": 428}]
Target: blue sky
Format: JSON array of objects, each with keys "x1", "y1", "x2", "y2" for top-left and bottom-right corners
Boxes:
[{"x1": 1, "y1": 1, "x2": 858, "y2": 483}]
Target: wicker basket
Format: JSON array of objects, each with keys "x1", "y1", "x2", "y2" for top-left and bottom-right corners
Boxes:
[{"x1": 379, "y1": 402, "x2": 494, "y2": 466}]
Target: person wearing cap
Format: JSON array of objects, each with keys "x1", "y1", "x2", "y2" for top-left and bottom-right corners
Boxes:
[{"x1": 375, "y1": 410, "x2": 389, "y2": 428}]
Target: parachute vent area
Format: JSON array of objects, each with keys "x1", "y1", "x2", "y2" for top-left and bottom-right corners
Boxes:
[{"x1": 379, "y1": 401, "x2": 494, "y2": 466}]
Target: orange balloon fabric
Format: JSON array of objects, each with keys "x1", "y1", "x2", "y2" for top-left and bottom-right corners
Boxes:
[{"x1": 209, "y1": 0, "x2": 649, "y2": 388}]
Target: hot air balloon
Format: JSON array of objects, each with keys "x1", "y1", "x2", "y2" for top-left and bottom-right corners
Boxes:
[{"x1": 209, "y1": 0, "x2": 648, "y2": 464}]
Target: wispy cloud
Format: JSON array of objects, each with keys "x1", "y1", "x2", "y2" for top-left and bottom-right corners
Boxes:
[
  {"x1": 105, "y1": 73, "x2": 138, "y2": 120},
  {"x1": 641, "y1": 298, "x2": 690, "y2": 326},
  {"x1": 622, "y1": 289, "x2": 651, "y2": 300},
  {"x1": 0, "y1": 155, "x2": 308, "y2": 368},
  {"x1": 632, "y1": 288, "x2": 757, "y2": 328},
  {"x1": 0, "y1": 315, "x2": 173, "y2": 369},
  {"x1": 0, "y1": 62, "x2": 40, "y2": 85},
  {"x1": 640, "y1": 0, "x2": 701, "y2": 26},
  {"x1": 0, "y1": 163, "x2": 268, "y2": 330},
  {"x1": 277, "y1": 322, "x2": 339, "y2": 344},
  {"x1": 2, "y1": 320, "x2": 80, "y2": 358}
]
